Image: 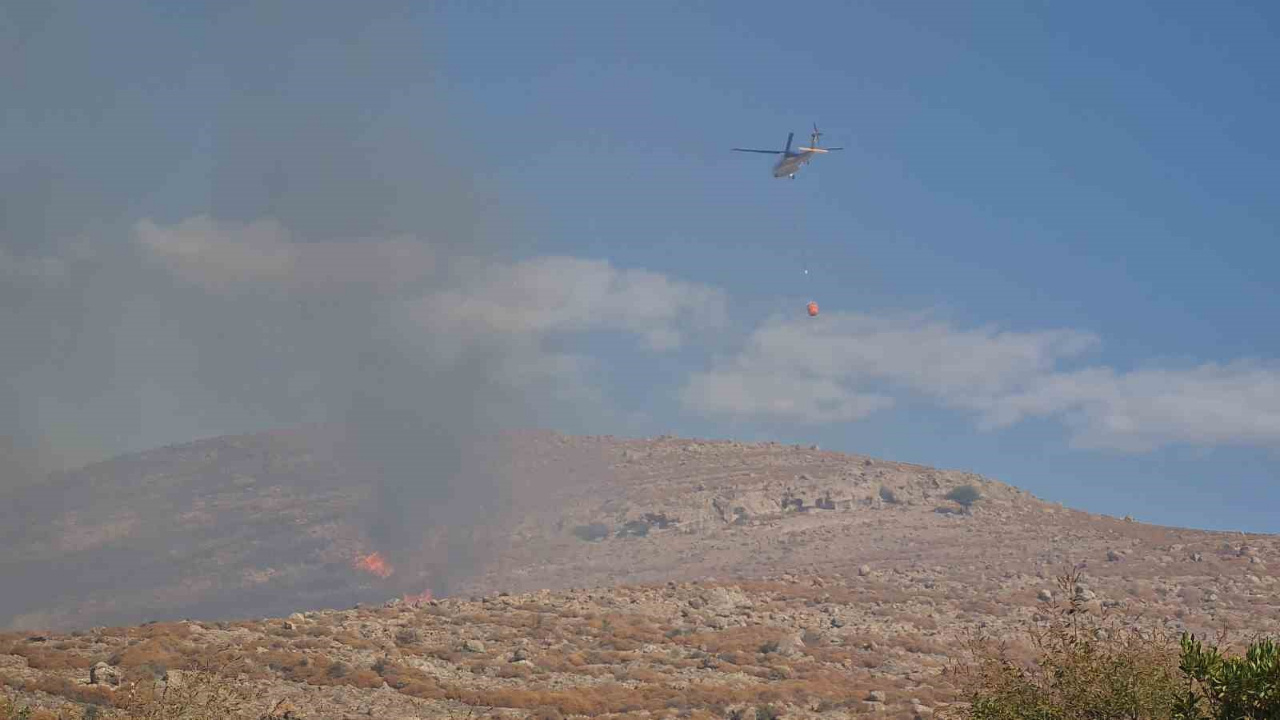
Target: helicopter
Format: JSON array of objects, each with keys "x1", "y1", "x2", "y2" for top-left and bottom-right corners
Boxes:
[{"x1": 733, "y1": 124, "x2": 843, "y2": 179}]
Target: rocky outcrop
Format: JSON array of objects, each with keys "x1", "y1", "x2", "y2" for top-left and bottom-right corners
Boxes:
[{"x1": 89, "y1": 661, "x2": 121, "y2": 686}]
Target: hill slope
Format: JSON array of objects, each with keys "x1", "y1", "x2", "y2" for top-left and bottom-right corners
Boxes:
[{"x1": 2, "y1": 429, "x2": 1277, "y2": 640}]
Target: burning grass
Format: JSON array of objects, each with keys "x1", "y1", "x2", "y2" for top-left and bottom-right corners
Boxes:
[{"x1": 352, "y1": 552, "x2": 393, "y2": 579}]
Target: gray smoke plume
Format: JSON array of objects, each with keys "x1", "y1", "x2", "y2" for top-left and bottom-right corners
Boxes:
[
  {"x1": 1, "y1": 2, "x2": 729, "y2": 627},
  {"x1": 0, "y1": 2, "x2": 549, "y2": 615}
]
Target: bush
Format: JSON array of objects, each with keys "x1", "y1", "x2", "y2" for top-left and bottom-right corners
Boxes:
[
  {"x1": 6, "y1": 646, "x2": 96, "y2": 672},
  {"x1": 393, "y1": 627, "x2": 421, "y2": 647},
  {"x1": 879, "y1": 486, "x2": 899, "y2": 504},
  {"x1": 642, "y1": 512, "x2": 677, "y2": 529},
  {"x1": 616, "y1": 520, "x2": 650, "y2": 538},
  {"x1": 0, "y1": 697, "x2": 76, "y2": 720},
  {"x1": 950, "y1": 571, "x2": 1181, "y2": 719},
  {"x1": 8, "y1": 677, "x2": 121, "y2": 711},
  {"x1": 115, "y1": 658, "x2": 269, "y2": 719},
  {"x1": 949, "y1": 569, "x2": 1280, "y2": 720},
  {"x1": 0, "y1": 696, "x2": 32, "y2": 720},
  {"x1": 572, "y1": 523, "x2": 610, "y2": 542},
  {"x1": 1177, "y1": 634, "x2": 1280, "y2": 719},
  {"x1": 108, "y1": 637, "x2": 191, "y2": 672},
  {"x1": 945, "y1": 485, "x2": 981, "y2": 508}
]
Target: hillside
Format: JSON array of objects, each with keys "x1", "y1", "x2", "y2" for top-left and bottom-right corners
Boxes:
[
  {"x1": 2, "y1": 430, "x2": 1277, "y2": 635},
  {"x1": 2, "y1": 429, "x2": 1279, "y2": 718},
  {"x1": 1, "y1": 566, "x2": 1277, "y2": 720}
]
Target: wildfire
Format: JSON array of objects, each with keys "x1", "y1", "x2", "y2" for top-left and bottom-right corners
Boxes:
[
  {"x1": 402, "y1": 589, "x2": 434, "y2": 607},
  {"x1": 353, "y1": 551, "x2": 393, "y2": 579}
]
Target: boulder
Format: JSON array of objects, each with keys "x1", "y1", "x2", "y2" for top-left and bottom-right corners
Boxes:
[
  {"x1": 775, "y1": 632, "x2": 805, "y2": 657},
  {"x1": 89, "y1": 661, "x2": 121, "y2": 686}
]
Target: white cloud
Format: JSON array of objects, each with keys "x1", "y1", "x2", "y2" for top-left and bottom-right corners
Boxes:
[
  {"x1": 681, "y1": 368, "x2": 895, "y2": 424},
  {"x1": 123, "y1": 215, "x2": 1280, "y2": 454},
  {"x1": 682, "y1": 311, "x2": 1096, "y2": 423},
  {"x1": 133, "y1": 215, "x2": 436, "y2": 291},
  {"x1": 762, "y1": 311, "x2": 1093, "y2": 400},
  {"x1": 394, "y1": 255, "x2": 726, "y2": 432},
  {"x1": 135, "y1": 217, "x2": 726, "y2": 356},
  {"x1": 988, "y1": 362, "x2": 1280, "y2": 451},
  {"x1": 681, "y1": 311, "x2": 1280, "y2": 453},
  {"x1": 406, "y1": 255, "x2": 728, "y2": 360}
]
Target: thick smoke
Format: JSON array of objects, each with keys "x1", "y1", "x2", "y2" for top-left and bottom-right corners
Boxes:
[
  {"x1": 0, "y1": 3, "x2": 554, "y2": 610},
  {"x1": 4, "y1": 159, "x2": 541, "y2": 597},
  {"x1": 1, "y1": 4, "x2": 733, "y2": 627}
]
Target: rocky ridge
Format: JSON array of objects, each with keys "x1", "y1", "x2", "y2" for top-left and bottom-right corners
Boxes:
[{"x1": 2, "y1": 431, "x2": 1278, "y2": 718}]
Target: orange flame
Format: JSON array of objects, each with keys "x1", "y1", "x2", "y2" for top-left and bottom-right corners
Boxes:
[
  {"x1": 353, "y1": 552, "x2": 393, "y2": 578},
  {"x1": 402, "y1": 589, "x2": 433, "y2": 607}
]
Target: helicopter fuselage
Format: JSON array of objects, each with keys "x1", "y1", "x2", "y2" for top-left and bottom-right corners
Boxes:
[{"x1": 772, "y1": 151, "x2": 817, "y2": 178}]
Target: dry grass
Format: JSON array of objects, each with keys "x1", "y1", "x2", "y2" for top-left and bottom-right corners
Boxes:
[
  {"x1": 10, "y1": 564, "x2": 1266, "y2": 719},
  {"x1": 109, "y1": 638, "x2": 193, "y2": 673},
  {"x1": 0, "y1": 674, "x2": 121, "y2": 710},
  {"x1": 2, "y1": 645, "x2": 98, "y2": 672},
  {"x1": 676, "y1": 626, "x2": 794, "y2": 656},
  {"x1": 1, "y1": 695, "x2": 84, "y2": 720}
]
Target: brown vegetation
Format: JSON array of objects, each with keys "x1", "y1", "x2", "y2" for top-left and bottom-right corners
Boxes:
[{"x1": 3, "y1": 432, "x2": 1279, "y2": 718}]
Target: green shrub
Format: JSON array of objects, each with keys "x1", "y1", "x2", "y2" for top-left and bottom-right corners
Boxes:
[
  {"x1": 945, "y1": 485, "x2": 981, "y2": 508},
  {"x1": 572, "y1": 524, "x2": 609, "y2": 542},
  {"x1": 642, "y1": 512, "x2": 677, "y2": 529},
  {"x1": 616, "y1": 520, "x2": 650, "y2": 538},
  {"x1": 950, "y1": 569, "x2": 1280, "y2": 720},
  {"x1": 756, "y1": 705, "x2": 782, "y2": 720},
  {"x1": 0, "y1": 696, "x2": 29, "y2": 720},
  {"x1": 1176, "y1": 634, "x2": 1280, "y2": 719}
]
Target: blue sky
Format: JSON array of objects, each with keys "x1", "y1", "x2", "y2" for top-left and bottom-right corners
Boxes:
[{"x1": 3, "y1": 1, "x2": 1279, "y2": 532}]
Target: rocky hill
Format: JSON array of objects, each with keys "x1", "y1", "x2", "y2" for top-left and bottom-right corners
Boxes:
[
  {"x1": 3, "y1": 430, "x2": 1278, "y2": 634},
  {"x1": 2, "y1": 429, "x2": 1278, "y2": 717},
  {"x1": 2, "y1": 562, "x2": 1278, "y2": 720}
]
